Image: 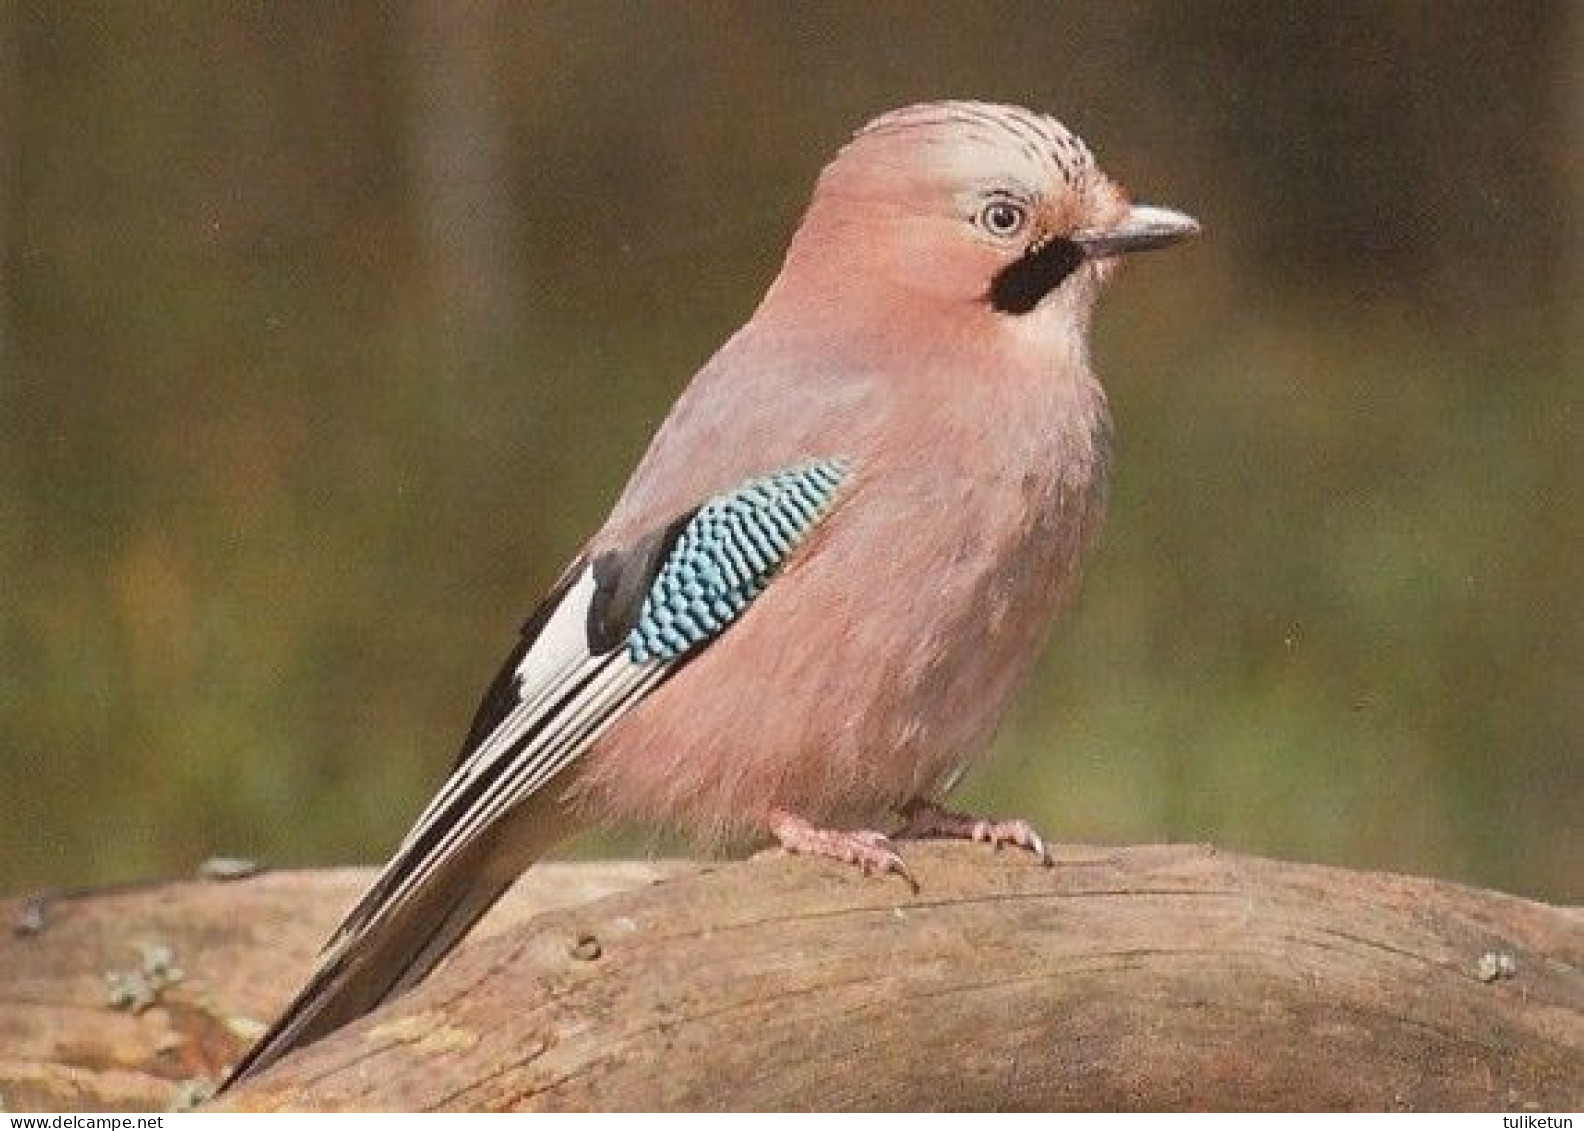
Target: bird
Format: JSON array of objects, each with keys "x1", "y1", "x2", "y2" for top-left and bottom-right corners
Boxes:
[{"x1": 219, "y1": 99, "x2": 1198, "y2": 1091}]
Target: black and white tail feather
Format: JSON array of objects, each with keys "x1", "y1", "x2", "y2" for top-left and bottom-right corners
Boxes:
[{"x1": 218, "y1": 459, "x2": 850, "y2": 1091}]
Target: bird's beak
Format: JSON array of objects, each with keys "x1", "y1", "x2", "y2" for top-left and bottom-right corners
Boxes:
[{"x1": 1071, "y1": 205, "x2": 1200, "y2": 258}]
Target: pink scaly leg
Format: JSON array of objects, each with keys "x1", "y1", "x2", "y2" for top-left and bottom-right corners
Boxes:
[
  {"x1": 895, "y1": 799, "x2": 1053, "y2": 866},
  {"x1": 768, "y1": 809, "x2": 918, "y2": 894}
]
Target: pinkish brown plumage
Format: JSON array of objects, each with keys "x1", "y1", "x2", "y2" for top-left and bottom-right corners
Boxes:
[
  {"x1": 576, "y1": 103, "x2": 1151, "y2": 849},
  {"x1": 222, "y1": 100, "x2": 1198, "y2": 1091}
]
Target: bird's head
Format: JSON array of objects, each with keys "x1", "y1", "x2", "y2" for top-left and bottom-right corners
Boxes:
[{"x1": 785, "y1": 101, "x2": 1198, "y2": 336}]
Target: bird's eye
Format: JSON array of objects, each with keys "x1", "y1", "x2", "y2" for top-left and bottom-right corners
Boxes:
[{"x1": 978, "y1": 200, "x2": 1028, "y2": 238}]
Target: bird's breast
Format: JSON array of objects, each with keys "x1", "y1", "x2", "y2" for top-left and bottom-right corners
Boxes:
[{"x1": 573, "y1": 354, "x2": 1110, "y2": 843}]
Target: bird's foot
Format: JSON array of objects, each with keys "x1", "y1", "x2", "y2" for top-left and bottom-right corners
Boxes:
[
  {"x1": 895, "y1": 799, "x2": 1053, "y2": 866},
  {"x1": 768, "y1": 810, "x2": 918, "y2": 894}
]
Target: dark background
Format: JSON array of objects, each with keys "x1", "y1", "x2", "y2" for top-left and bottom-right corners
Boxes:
[{"x1": 2, "y1": 2, "x2": 1577, "y2": 900}]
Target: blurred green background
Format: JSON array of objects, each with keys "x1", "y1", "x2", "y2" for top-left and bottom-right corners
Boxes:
[{"x1": 1, "y1": 2, "x2": 1577, "y2": 901}]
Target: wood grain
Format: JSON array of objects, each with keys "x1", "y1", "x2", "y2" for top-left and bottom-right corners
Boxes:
[{"x1": 3, "y1": 846, "x2": 1579, "y2": 1111}]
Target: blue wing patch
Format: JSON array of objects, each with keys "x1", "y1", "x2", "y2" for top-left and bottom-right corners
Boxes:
[{"x1": 627, "y1": 458, "x2": 851, "y2": 663}]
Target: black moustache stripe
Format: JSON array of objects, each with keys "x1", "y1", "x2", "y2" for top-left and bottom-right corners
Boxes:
[{"x1": 988, "y1": 238, "x2": 1086, "y2": 315}]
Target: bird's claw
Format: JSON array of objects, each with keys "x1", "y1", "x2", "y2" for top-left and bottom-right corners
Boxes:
[
  {"x1": 896, "y1": 800, "x2": 1054, "y2": 866},
  {"x1": 769, "y1": 812, "x2": 919, "y2": 893},
  {"x1": 974, "y1": 818, "x2": 1051, "y2": 865}
]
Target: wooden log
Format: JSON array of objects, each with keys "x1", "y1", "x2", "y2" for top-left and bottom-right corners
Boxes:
[
  {"x1": 2, "y1": 846, "x2": 1579, "y2": 1111},
  {"x1": 0, "y1": 860, "x2": 701, "y2": 1111}
]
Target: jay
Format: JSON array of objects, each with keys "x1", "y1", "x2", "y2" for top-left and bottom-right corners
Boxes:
[{"x1": 222, "y1": 100, "x2": 1198, "y2": 1089}]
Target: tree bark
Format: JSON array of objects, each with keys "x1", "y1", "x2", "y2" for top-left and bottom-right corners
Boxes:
[{"x1": 2, "y1": 846, "x2": 1579, "y2": 1112}]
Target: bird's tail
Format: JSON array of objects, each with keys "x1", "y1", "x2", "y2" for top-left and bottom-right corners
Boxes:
[{"x1": 216, "y1": 803, "x2": 567, "y2": 1094}]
